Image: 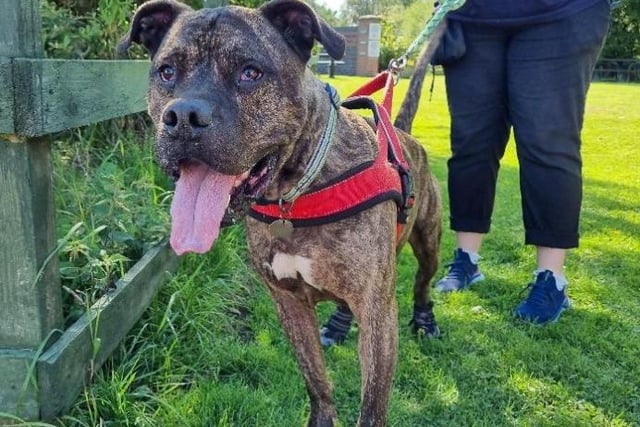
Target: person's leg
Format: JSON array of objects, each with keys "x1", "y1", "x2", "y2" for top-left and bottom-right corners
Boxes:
[
  {"x1": 437, "y1": 23, "x2": 511, "y2": 291},
  {"x1": 536, "y1": 246, "x2": 566, "y2": 277},
  {"x1": 455, "y1": 231, "x2": 484, "y2": 254},
  {"x1": 508, "y1": 0, "x2": 610, "y2": 252},
  {"x1": 507, "y1": 0, "x2": 611, "y2": 322},
  {"x1": 444, "y1": 23, "x2": 511, "y2": 236}
]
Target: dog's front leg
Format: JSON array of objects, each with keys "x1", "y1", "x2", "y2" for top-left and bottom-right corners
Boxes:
[
  {"x1": 266, "y1": 285, "x2": 337, "y2": 427},
  {"x1": 351, "y1": 276, "x2": 399, "y2": 427}
]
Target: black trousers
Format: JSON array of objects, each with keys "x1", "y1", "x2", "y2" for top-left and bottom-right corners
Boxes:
[{"x1": 443, "y1": 0, "x2": 611, "y2": 249}]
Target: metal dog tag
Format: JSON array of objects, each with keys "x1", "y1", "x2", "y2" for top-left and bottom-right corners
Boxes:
[{"x1": 269, "y1": 219, "x2": 294, "y2": 239}]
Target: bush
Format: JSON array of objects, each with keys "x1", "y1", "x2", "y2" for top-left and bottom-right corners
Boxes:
[
  {"x1": 53, "y1": 123, "x2": 173, "y2": 326},
  {"x1": 601, "y1": 1, "x2": 640, "y2": 59},
  {"x1": 42, "y1": 0, "x2": 142, "y2": 59}
]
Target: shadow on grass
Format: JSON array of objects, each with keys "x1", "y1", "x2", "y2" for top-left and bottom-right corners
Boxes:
[
  {"x1": 68, "y1": 154, "x2": 637, "y2": 427},
  {"x1": 386, "y1": 156, "x2": 639, "y2": 426},
  {"x1": 180, "y1": 156, "x2": 639, "y2": 427}
]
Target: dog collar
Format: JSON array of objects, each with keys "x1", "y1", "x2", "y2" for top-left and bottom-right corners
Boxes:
[{"x1": 280, "y1": 83, "x2": 341, "y2": 203}]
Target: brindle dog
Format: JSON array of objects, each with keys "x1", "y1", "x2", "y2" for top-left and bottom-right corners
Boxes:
[{"x1": 119, "y1": 1, "x2": 442, "y2": 425}]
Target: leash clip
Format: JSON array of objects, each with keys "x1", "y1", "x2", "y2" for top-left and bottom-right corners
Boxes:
[{"x1": 387, "y1": 56, "x2": 406, "y2": 85}]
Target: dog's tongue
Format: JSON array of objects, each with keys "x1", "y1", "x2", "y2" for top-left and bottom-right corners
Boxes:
[{"x1": 170, "y1": 161, "x2": 236, "y2": 255}]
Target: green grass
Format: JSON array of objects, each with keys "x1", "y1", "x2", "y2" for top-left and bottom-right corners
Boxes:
[{"x1": 40, "y1": 77, "x2": 640, "y2": 427}]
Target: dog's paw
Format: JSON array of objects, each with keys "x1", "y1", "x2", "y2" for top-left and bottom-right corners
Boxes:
[
  {"x1": 410, "y1": 303, "x2": 441, "y2": 339},
  {"x1": 412, "y1": 322, "x2": 441, "y2": 339}
]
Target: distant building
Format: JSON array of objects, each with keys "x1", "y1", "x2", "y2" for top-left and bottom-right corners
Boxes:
[{"x1": 314, "y1": 16, "x2": 381, "y2": 77}]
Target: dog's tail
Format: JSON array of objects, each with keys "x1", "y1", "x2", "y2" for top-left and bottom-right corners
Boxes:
[{"x1": 393, "y1": 20, "x2": 447, "y2": 134}]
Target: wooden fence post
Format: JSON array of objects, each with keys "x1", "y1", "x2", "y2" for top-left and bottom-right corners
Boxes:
[{"x1": 0, "y1": 0, "x2": 63, "y2": 420}]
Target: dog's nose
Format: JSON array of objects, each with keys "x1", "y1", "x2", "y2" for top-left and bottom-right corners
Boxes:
[{"x1": 162, "y1": 99, "x2": 213, "y2": 134}]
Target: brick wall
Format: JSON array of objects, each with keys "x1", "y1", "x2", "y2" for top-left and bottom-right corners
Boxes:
[{"x1": 314, "y1": 16, "x2": 381, "y2": 77}]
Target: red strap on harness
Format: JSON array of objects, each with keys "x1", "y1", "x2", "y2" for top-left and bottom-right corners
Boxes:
[
  {"x1": 249, "y1": 71, "x2": 412, "y2": 240},
  {"x1": 347, "y1": 71, "x2": 412, "y2": 239},
  {"x1": 347, "y1": 71, "x2": 409, "y2": 172},
  {"x1": 250, "y1": 162, "x2": 401, "y2": 225}
]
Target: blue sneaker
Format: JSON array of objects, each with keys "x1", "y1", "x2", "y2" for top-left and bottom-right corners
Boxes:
[
  {"x1": 435, "y1": 249, "x2": 484, "y2": 292},
  {"x1": 514, "y1": 270, "x2": 570, "y2": 324}
]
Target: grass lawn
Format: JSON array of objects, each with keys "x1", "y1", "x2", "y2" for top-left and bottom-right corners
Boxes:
[{"x1": 36, "y1": 76, "x2": 640, "y2": 427}]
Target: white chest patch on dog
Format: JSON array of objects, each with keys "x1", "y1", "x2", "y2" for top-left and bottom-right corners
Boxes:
[{"x1": 270, "y1": 253, "x2": 316, "y2": 287}]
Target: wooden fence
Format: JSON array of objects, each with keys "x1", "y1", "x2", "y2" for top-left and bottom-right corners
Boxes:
[
  {"x1": 593, "y1": 58, "x2": 640, "y2": 82},
  {"x1": 0, "y1": 0, "x2": 179, "y2": 421}
]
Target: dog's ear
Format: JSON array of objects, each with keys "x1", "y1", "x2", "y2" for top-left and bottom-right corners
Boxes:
[
  {"x1": 117, "y1": 0, "x2": 192, "y2": 58},
  {"x1": 260, "y1": 0, "x2": 346, "y2": 63}
]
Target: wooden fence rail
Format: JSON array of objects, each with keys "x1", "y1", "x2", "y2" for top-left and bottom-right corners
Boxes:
[
  {"x1": 593, "y1": 58, "x2": 640, "y2": 82},
  {"x1": 0, "y1": 0, "x2": 178, "y2": 422}
]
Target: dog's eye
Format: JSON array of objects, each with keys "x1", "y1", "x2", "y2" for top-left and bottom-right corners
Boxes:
[
  {"x1": 158, "y1": 65, "x2": 175, "y2": 82},
  {"x1": 240, "y1": 66, "x2": 263, "y2": 82}
]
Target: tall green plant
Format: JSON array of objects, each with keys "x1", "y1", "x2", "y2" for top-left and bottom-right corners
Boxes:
[
  {"x1": 54, "y1": 127, "x2": 172, "y2": 325},
  {"x1": 42, "y1": 0, "x2": 142, "y2": 59},
  {"x1": 42, "y1": 0, "x2": 156, "y2": 323}
]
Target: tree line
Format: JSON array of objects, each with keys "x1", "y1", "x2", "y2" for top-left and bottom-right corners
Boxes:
[{"x1": 46, "y1": 0, "x2": 639, "y2": 61}]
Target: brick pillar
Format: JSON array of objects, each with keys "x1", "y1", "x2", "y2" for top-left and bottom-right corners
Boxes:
[{"x1": 356, "y1": 15, "x2": 381, "y2": 76}]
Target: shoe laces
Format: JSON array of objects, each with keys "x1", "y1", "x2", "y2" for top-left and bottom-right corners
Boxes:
[
  {"x1": 443, "y1": 258, "x2": 470, "y2": 281},
  {"x1": 520, "y1": 280, "x2": 554, "y2": 307}
]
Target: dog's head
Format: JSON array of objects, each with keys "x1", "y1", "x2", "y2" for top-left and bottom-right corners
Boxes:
[{"x1": 119, "y1": 0, "x2": 345, "y2": 254}]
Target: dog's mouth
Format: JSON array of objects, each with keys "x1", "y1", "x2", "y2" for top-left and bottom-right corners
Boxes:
[
  {"x1": 169, "y1": 153, "x2": 278, "y2": 256},
  {"x1": 225, "y1": 154, "x2": 278, "y2": 223}
]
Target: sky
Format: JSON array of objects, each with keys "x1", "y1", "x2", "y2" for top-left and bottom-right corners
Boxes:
[{"x1": 316, "y1": 0, "x2": 347, "y2": 11}]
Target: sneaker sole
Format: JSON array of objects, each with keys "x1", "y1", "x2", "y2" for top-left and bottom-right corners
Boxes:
[
  {"x1": 469, "y1": 272, "x2": 485, "y2": 286},
  {"x1": 549, "y1": 298, "x2": 571, "y2": 323},
  {"x1": 514, "y1": 297, "x2": 571, "y2": 325},
  {"x1": 435, "y1": 272, "x2": 485, "y2": 292},
  {"x1": 319, "y1": 327, "x2": 347, "y2": 347}
]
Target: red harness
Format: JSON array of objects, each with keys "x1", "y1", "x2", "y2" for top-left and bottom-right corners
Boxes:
[{"x1": 249, "y1": 71, "x2": 414, "y2": 238}]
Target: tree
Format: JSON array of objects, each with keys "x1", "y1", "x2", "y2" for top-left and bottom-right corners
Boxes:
[
  {"x1": 305, "y1": 0, "x2": 345, "y2": 26},
  {"x1": 344, "y1": 0, "x2": 408, "y2": 23},
  {"x1": 602, "y1": 0, "x2": 640, "y2": 58},
  {"x1": 378, "y1": 0, "x2": 436, "y2": 69},
  {"x1": 204, "y1": 0, "x2": 343, "y2": 25}
]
